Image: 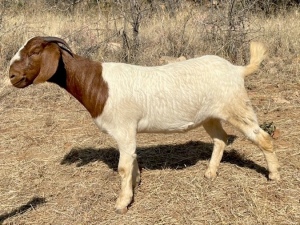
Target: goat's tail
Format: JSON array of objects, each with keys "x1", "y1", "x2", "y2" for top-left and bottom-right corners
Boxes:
[{"x1": 243, "y1": 42, "x2": 267, "y2": 77}]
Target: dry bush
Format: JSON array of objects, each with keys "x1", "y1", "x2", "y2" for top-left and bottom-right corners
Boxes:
[{"x1": 1, "y1": 0, "x2": 299, "y2": 67}]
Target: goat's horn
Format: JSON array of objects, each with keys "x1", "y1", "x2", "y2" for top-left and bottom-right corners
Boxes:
[{"x1": 43, "y1": 36, "x2": 73, "y2": 56}]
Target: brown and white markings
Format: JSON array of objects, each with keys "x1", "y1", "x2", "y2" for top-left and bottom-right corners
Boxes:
[{"x1": 9, "y1": 36, "x2": 280, "y2": 214}]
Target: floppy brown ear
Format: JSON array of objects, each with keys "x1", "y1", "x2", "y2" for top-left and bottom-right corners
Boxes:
[{"x1": 33, "y1": 43, "x2": 60, "y2": 84}]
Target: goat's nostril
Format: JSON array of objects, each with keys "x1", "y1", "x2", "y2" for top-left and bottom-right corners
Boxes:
[{"x1": 10, "y1": 74, "x2": 16, "y2": 79}]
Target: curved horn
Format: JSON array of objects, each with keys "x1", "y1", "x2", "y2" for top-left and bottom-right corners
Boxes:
[{"x1": 43, "y1": 36, "x2": 73, "y2": 56}]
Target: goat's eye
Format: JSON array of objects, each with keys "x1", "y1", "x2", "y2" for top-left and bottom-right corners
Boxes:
[
  {"x1": 29, "y1": 51, "x2": 40, "y2": 57},
  {"x1": 29, "y1": 47, "x2": 42, "y2": 57}
]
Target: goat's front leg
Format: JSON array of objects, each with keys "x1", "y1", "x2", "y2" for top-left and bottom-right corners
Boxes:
[
  {"x1": 113, "y1": 128, "x2": 139, "y2": 214},
  {"x1": 132, "y1": 157, "x2": 141, "y2": 188}
]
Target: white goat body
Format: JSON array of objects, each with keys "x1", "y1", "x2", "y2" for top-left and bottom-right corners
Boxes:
[{"x1": 97, "y1": 56, "x2": 245, "y2": 133}]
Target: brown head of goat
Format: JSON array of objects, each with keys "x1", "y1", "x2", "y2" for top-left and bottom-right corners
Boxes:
[
  {"x1": 9, "y1": 36, "x2": 108, "y2": 118},
  {"x1": 9, "y1": 37, "x2": 72, "y2": 87}
]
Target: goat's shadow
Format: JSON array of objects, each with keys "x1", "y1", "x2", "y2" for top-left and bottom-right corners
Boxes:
[
  {"x1": 0, "y1": 197, "x2": 46, "y2": 224},
  {"x1": 61, "y1": 140, "x2": 268, "y2": 177}
]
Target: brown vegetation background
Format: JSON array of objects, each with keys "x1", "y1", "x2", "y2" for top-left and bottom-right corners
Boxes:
[{"x1": 0, "y1": 0, "x2": 299, "y2": 224}]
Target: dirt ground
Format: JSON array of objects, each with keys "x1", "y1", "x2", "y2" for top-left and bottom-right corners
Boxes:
[{"x1": 0, "y1": 57, "x2": 299, "y2": 225}]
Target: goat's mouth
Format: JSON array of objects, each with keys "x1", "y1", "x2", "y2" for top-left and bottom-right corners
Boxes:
[{"x1": 11, "y1": 76, "x2": 30, "y2": 88}]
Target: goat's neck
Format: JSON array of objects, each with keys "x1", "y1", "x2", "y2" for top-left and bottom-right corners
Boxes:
[{"x1": 53, "y1": 52, "x2": 108, "y2": 118}]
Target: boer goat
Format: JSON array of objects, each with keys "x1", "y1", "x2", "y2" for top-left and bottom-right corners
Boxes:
[{"x1": 9, "y1": 36, "x2": 280, "y2": 214}]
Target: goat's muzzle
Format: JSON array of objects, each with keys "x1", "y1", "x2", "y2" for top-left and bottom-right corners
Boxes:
[{"x1": 9, "y1": 70, "x2": 31, "y2": 88}]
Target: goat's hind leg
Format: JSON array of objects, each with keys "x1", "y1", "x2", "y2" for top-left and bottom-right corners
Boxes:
[
  {"x1": 228, "y1": 113, "x2": 280, "y2": 181},
  {"x1": 203, "y1": 119, "x2": 228, "y2": 180}
]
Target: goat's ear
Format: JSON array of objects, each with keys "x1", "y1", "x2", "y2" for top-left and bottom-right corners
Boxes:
[{"x1": 33, "y1": 43, "x2": 60, "y2": 84}]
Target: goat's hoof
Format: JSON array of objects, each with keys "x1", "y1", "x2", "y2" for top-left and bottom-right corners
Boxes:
[
  {"x1": 268, "y1": 172, "x2": 280, "y2": 181},
  {"x1": 115, "y1": 207, "x2": 128, "y2": 214},
  {"x1": 204, "y1": 169, "x2": 217, "y2": 180}
]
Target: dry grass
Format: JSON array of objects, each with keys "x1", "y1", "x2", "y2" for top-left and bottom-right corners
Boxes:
[{"x1": 0, "y1": 2, "x2": 299, "y2": 225}]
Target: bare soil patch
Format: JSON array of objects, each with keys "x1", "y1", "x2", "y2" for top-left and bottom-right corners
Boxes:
[{"x1": 0, "y1": 67, "x2": 299, "y2": 224}]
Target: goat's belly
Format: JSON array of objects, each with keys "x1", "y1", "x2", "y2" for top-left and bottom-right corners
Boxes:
[
  {"x1": 137, "y1": 117, "x2": 203, "y2": 133},
  {"x1": 136, "y1": 105, "x2": 210, "y2": 133}
]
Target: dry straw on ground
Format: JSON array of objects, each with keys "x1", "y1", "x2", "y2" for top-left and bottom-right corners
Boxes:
[{"x1": 0, "y1": 1, "x2": 299, "y2": 224}]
